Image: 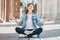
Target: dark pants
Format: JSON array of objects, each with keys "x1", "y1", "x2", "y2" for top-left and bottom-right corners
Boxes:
[{"x1": 15, "y1": 27, "x2": 43, "y2": 37}]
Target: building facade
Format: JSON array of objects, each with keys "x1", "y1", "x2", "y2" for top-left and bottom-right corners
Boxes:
[{"x1": 0, "y1": 0, "x2": 60, "y2": 23}]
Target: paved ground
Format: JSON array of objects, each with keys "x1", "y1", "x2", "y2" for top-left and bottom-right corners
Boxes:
[
  {"x1": 0, "y1": 29, "x2": 60, "y2": 40},
  {"x1": 0, "y1": 24, "x2": 60, "y2": 40}
]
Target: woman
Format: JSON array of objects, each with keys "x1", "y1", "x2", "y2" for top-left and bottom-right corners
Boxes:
[{"x1": 10, "y1": 3, "x2": 50, "y2": 37}]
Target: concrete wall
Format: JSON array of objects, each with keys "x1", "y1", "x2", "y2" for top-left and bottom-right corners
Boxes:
[
  {"x1": 37, "y1": 0, "x2": 57, "y2": 20},
  {"x1": 55, "y1": 0, "x2": 60, "y2": 24},
  {"x1": 0, "y1": 0, "x2": 1, "y2": 18},
  {"x1": 57, "y1": 0, "x2": 60, "y2": 13},
  {"x1": 9, "y1": 0, "x2": 14, "y2": 16}
]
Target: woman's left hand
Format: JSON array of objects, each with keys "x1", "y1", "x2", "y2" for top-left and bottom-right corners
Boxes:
[
  {"x1": 44, "y1": 16, "x2": 50, "y2": 21},
  {"x1": 42, "y1": 16, "x2": 50, "y2": 24}
]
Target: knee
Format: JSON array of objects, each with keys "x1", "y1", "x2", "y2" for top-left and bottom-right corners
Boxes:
[
  {"x1": 38, "y1": 28, "x2": 43, "y2": 33},
  {"x1": 15, "y1": 27, "x2": 19, "y2": 32}
]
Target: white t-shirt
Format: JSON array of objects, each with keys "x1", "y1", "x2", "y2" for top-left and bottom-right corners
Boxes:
[{"x1": 25, "y1": 14, "x2": 34, "y2": 29}]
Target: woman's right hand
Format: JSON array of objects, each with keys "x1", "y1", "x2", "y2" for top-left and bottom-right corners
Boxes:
[
  {"x1": 9, "y1": 16, "x2": 15, "y2": 20},
  {"x1": 9, "y1": 16, "x2": 20, "y2": 26}
]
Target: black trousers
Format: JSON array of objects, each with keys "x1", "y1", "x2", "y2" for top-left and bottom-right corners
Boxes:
[{"x1": 15, "y1": 27, "x2": 43, "y2": 37}]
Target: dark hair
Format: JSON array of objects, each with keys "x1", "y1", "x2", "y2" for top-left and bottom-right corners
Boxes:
[{"x1": 25, "y1": 3, "x2": 36, "y2": 14}]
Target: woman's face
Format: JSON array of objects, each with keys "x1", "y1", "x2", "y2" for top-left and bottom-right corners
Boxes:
[{"x1": 27, "y1": 4, "x2": 34, "y2": 11}]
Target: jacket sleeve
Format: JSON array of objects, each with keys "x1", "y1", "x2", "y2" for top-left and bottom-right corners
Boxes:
[
  {"x1": 19, "y1": 16, "x2": 23, "y2": 26},
  {"x1": 19, "y1": 14, "x2": 25, "y2": 26},
  {"x1": 36, "y1": 15, "x2": 43, "y2": 28}
]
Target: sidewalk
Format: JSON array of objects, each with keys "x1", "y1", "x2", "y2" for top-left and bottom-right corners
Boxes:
[{"x1": 0, "y1": 24, "x2": 60, "y2": 40}]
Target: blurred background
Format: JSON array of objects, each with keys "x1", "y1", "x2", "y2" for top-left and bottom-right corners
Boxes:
[
  {"x1": 0, "y1": 0, "x2": 60, "y2": 24},
  {"x1": 0, "y1": 0, "x2": 60, "y2": 40}
]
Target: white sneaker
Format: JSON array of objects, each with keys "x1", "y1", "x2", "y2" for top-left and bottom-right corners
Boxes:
[
  {"x1": 18, "y1": 34, "x2": 27, "y2": 37},
  {"x1": 33, "y1": 35, "x2": 37, "y2": 37}
]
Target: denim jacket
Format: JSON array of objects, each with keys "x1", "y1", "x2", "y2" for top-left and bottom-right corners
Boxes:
[{"x1": 20, "y1": 13, "x2": 43, "y2": 29}]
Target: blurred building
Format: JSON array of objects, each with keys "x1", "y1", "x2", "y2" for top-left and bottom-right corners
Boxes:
[
  {"x1": 37, "y1": 0, "x2": 60, "y2": 24},
  {"x1": 0, "y1": 0, "x2": 60, "y2": 24}
]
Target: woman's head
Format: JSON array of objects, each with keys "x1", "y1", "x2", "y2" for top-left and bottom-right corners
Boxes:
[{"x1": 25, "y1": 3, "x2": 35, "y2": 14}]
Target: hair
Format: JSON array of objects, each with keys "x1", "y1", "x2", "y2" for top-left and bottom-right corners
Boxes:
[{"x1": 25, "y1": 3, "x2": 36, "y2": 14}]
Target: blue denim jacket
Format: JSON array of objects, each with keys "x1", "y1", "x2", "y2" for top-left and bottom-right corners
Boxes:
[{"x1": 20, "y1": 13, "x2": 43, "y2": 29}]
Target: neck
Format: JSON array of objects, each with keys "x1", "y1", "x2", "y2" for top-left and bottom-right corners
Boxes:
[{"x1": 28, "y1": 11, "x2": 32, "y2": 15}]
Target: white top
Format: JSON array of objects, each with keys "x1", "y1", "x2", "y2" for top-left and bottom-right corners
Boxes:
[{"x1": 25, "y1": 14, "x2": 34, "y2": 29}]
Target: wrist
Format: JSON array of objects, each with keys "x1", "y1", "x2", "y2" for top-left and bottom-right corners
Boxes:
[{"x1": 42, "y1": 20, "x2": 45, "y2": 24}]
